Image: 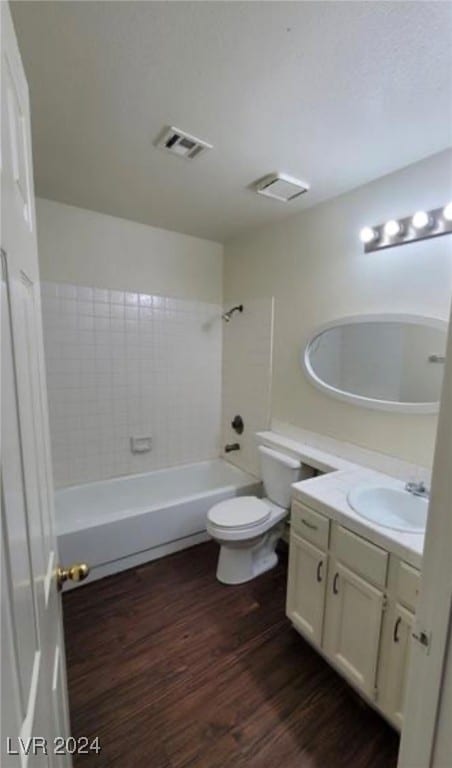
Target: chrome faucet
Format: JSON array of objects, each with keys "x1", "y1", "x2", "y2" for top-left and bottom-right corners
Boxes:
[{"x1": 405, "y1": 480, "x2": 429, "y2": 499}]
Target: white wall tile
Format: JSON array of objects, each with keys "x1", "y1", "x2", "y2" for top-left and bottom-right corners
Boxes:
[{"x1": 42, "y1": 282, "x2": 222, "y2": 487}]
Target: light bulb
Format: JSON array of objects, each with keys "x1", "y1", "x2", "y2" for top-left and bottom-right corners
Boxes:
[
  {"x1": 384, "y1": 219, "x2": 403, "y2": 238},
  {"x1": 412, "y1": 211, "x2": 431, "y2": 230},
  {"x1": 359, "y1": 226, "x2": 377, "y2": 244},
  {"x1": 443, "y1": 202, "x2": 452, "y2": 222}
]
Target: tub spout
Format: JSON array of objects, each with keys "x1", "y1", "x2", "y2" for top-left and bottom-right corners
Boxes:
[{"x1": 225, "y1": 443, "x2": 240, "y2": 453}]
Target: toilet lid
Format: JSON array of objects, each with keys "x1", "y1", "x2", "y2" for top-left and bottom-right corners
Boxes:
[{"x1": 208, "y1": 496, "x2": 271, "y2": 529}]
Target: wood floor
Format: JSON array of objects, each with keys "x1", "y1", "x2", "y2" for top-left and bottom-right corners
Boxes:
[{"x1": 63, "y1": 541, "x2": 399, "y2": 768}]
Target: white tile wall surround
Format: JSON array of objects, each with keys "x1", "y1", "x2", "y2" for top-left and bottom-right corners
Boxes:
[{"x1": 41, "y1": 282, "x2": 222, "y2": 487}]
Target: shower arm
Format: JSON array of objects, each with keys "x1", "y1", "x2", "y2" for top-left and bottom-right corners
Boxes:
[{"x1": 222, "y1": 304, "x2": 243, "y2": 322}]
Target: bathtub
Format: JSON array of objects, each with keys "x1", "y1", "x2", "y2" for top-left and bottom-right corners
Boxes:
[{"x1": 56, "y1": 459, "x2": 260, "y2": 588}]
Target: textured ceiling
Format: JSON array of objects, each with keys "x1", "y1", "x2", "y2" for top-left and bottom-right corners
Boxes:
[{"x1": 11, "y1": 1, "x2": 452, "y2": 243}]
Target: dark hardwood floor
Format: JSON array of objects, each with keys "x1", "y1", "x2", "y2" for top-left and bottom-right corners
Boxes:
[{"x1": 63, "y1": 541, "x2": 399, "y2": 768}]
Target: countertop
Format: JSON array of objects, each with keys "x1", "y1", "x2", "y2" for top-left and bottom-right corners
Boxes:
[
  {"x1": 292, "y1": 469, "x2": 424, "y2": 570},
  {"x1": 256, "y1": 429, "x2": 425, "y2": 569}
]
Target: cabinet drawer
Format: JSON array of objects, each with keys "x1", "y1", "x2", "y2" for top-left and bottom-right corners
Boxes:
[
  {"x1": 291, "y1": 501, "x2": 330, "y2": 550},
  {"x1": 333, "y1": 525, "x2": 388, "y2": 588},
  {"x1": 396, "y1": 561, "x2": 421, "y2": 612}
]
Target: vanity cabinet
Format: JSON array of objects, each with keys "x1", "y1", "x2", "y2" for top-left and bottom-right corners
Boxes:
[
  {"x1": 286, "y1": 498, "x2": 421, "y2": 729},
  {"x1": 286, "y1": 533, "x2": 327, "y2": 645},
  {"x1": 322, "y1": 559, "x2": 385, "y2": 698},
  {"x1": 378, "y1": 603, "x2": 414, "y2": 729},
  {"x1": 287, "y1": 502, "x2": 330, "y2": 644},
  {"x1": 376, "y1": 558, "x2": 420, "y2": 728}
]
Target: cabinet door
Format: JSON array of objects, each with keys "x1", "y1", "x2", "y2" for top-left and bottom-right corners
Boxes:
[
  {"x1": 286, "y1": 532, "x2": 327, "y2": 646},
  {"x1": 380, "y1": 603, "x2": 415, "y2": 729},
  {"x1": 323, "y1": 559, "x2": 385, "y2": 698}
]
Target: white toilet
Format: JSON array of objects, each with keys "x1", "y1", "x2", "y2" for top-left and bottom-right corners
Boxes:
[{"x1": 207, "y1": 445, "x2": 302, "y2": 584}]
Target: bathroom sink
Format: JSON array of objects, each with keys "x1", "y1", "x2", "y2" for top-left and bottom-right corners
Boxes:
[{"x1": 347, "y1": 485, "x2": 428, "y2": 533}]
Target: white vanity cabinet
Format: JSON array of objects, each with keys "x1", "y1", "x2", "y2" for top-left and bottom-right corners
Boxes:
[
  {"x1": 287, "y1": 503, "x2": 329, "y2": 644},
  {"x1": 286, "y1": 534, "x2": 327, "y2": 645},
  {"x1": 322, "y1": 559, "x2": 385, "y2": 698},
  {"x1": 378, "y1": 603, "x2": 414, "y2": 728},
  {"x1": 286, "y1": 499, "x2": 421, "y2": 729},
  {"x1": 322, "y1": 524, "x2": 388, "y2": 697},
  {"x1": 377, "y1": 559, "x2": 420, "y2": 728}
]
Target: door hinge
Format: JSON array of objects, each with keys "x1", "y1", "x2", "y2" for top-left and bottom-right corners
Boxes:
[
  {"x1": 412, "y1": 622, "x2": 432, "y2": 654},
  {"x1": 382, "y1": 595, "x2": 388, "y2": 612}
]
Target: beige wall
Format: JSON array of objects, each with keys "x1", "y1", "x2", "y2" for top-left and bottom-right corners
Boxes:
[
  {"x1": 36, "y1": 198, "x2": 223, "y2": 302},
  {"x1": 224, "y1": 149, "x2": 452, "y2": 468},
  {"x1": 222, "y1": 297, "x2": 274, "y2": 476}
]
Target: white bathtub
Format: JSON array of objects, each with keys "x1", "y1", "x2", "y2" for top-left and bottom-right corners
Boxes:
[{"x1": 56, "y1": 459, "x2": 260, "y2": 588}]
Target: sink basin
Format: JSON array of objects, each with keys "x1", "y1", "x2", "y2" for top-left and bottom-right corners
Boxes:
[{"x1": 347, "y1": 485, "x2": 428, "y2": 533}]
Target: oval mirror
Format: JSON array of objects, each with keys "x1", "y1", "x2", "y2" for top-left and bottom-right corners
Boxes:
[{"x1": 302, "y1": 315, "x2": 448, "y2": 413}]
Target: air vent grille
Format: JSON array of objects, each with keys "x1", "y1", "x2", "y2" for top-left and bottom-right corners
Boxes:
[
  {"x1": 255, "y1": 173, "x2": 309, "y2": 202},
  {"x1": 156, "y1": 126, "x2": 212, "y2": 160}
]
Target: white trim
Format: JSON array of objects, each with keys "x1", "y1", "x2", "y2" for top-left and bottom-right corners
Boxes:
[{"x1": 302, "y1": 314, "x2": 447, "y2": 414}]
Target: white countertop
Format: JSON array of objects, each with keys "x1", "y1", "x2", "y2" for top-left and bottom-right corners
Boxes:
[
  {"x1": 256, "y1": 429, "x2": 425, "y2": 569},
  {"x1": 292, "y1": 469, "x2": 424, "y2": 569},
  {"x1": 256, "y1": 430, "x2": 357, "y2": 474}
]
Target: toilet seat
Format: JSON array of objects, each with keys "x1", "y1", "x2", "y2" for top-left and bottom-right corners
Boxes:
[{"x1": 208, "y1": 496, "x2": 271, "y2": 530}]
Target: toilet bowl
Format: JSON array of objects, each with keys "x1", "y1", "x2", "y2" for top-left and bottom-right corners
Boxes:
[{"x1": 207, "y1": 445, "x2": 302, "y2": 584}]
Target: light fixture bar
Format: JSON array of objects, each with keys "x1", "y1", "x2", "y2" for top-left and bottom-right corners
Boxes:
[{"x1": 361, "y1": 204, "x2": 452, "y2": 253}]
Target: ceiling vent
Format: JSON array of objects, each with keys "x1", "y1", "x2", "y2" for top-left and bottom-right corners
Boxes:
[
  {"x1": 156, "y1": 126, "x2": 212, "y2": 160},
  {"x1": 255, "y1": 173, "x2": 309, "y2": 202}
]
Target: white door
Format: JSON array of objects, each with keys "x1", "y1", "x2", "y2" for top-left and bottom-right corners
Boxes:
[
  {"x1": 323, "y1": 560, "x2": 385, "y2": 698},
  {"x1": 398, "y1": 301, "x2": 452, "y2": 767},
  {"x1": 1, "y1": 4, "x2": 73, "y2": 764},
  {"x1": 380, "y1": 604, "x2": 415, "y2": 730},
  {"x1": 286, "y1": 532, "x2": 327, "y2": 646}
]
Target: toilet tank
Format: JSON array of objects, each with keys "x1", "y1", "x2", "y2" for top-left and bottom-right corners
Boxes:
[{"x1": 258, "y1": 445, "x2": 302, "y2": 509}]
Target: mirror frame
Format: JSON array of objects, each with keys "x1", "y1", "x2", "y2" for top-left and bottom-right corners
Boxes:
[{"x1": 302, "y1": 314, "x2": 448, "y2": 414}]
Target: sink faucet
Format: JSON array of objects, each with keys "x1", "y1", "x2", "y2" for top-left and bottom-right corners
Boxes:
[{"x1": 405, "y1": 480, "x2": 429, "y2": 499}]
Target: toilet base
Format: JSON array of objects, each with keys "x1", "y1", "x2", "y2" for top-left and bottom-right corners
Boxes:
[{"x1": 215, "y1": 526, "x2": 282, "y2": 585}]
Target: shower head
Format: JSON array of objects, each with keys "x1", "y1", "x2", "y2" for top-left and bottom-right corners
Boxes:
[{"x1": 222, "y1": 304, "x2": 243, "y2": 322}]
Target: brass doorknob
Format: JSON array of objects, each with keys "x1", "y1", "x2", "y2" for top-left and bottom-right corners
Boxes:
[{"x1": 56, "y1": 563, "x2": 90, "y2": 591}]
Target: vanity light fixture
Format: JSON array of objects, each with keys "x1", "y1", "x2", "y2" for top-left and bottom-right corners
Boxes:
[
  {"x1": 360, "y1": 203, "x2": 452, "y2": 253},
  {"x1": 412, "y1": 211, "x2": 432, "y2": 231},
  {"x1": 384, "y1": 219, "x2": 404, "y2": 238},
  {"x1": 359, "y1": 226, "x2": 378, "y2": 245}
]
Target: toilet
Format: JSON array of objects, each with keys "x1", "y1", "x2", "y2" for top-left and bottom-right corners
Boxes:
[{"x1": 207, "y1": 445, "x2": 302, "y2": 584}]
